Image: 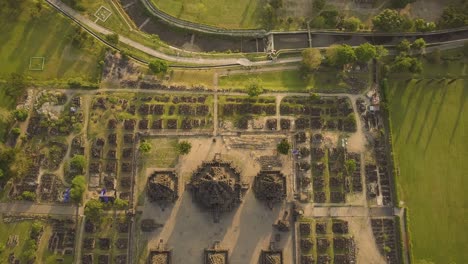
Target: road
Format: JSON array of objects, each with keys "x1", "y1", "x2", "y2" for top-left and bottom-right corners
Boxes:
[
  {"x1": 0, "y1": 202, "x2": 80, "y2": 215},
  {"x1": 45, "y1": 0, "x2": 301, "y2": 67},
  {"x1": 46, "y1": 0, "x2": 468, "y2": 68}
]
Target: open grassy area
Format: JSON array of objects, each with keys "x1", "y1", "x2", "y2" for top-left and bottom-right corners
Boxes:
[
  {"x1": 387, "y1": 56, "x2": 468, "y2": 263},
  {"x1": 150, "y1": 0, "x2": 261, "y2": 29},
  {"x1": 0, "y1": 216, "x2": 34, "y2": 262},
  {"x1": 219, "y1": 69, "x2": 370, "y2": 93},
  {"x1": 0, "y1": 216, "x2": 67, "y2": 263},
  {"x1": 144, "y1": 138, "x2": 179, "y2": 168},
  {"x1": 0, "y1": 87, "x2": 17, "y2": 141},
  {"x1": 0, "y1": 0, "x2": 103, "y2": 82},
  {"x1": 167, "y1": 69, "x2": 215, "y2": 88}
]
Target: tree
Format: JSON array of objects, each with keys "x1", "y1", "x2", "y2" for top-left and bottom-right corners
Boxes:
[
  {"x1": 326, "y1": 44, "x2": 356, "y2": 67},
  {"x1": 375, "y1": 45, "x2": 389, "y2": 59},
  {"x1": 396, "y1": 39, "x2": 411, "y2": 53},
  {"x1": 345, "y1": 159, "x2": 357, "y2": 175},
  {"x1": 0, "y1": 169, "x2": 4, "y2": 180},
  {"x1": 113, "y1": 198, "x2": 128, "y2": 209},
  {"x1": 414, "y1": 19, "x2": 436, "y2": 32},
  {"x1": 320, "y1": 10, "x2": 340, "y2": 28},
  {"x1": 148, "y1": 59, "x2": 168, "y2": 74},
  {"x1": 70, "y1": 154, "x2": 86, "y2": 172},
  {"x1": 312, "y1": 0, "x2": 325, "y2": 12},
  {"x1": 176, "y1": 141, "x2": 192, "y2": 155},
  {"x1": 355, "y1": 43, "x2": 377, "y2": 63},
  {"x1": 21, "y1": 239, "x2": 37, "y2": 262},
  {"x1": 301, "y1": 48, "x2": 322, "y2": 71},
  {"x1": 412, "y1": 38, "x2": 426, "y2": 51},
  {"x1": 11, "y1": 127, "x2": 21, "y2": 137},
  {"x1": 270, "y1": 0, "x2": 283, "y2": 9},
  {"x1": 246, "y1": 78, "x2": 264, "y2": 97},
  {"x1": 31, "y1": 221, "x2": 44, "y2": 239},
  {"x1": 392, "y1": 54, "x2": 422, "y2": 73},
  {"x1": 342, "y1": 17, "x2": 362, "y2": 31},
  {"x1": 277, "y1": 139, "x2": 290, "y2": 155},
  {"x1": 21, "y1": 191, "x2": 36, "y2": 201},
  {"x1": 372, "y1": 9, "x2": 412, "y2": 32},
  {"x1": 391, "y1": 0, "x2": 415, "y2": 9},
  {"x1": 84, "y1": 199, "x2": 104, "y2": 222},
  {"x1": 70, "y1": 175, "x2": 86, "y2": 203},
  {"x1": 13, "y1": 109, "x2": 28, "y2": 121},
  {"x1": 438, "y1": 6, "x2": 468, "y2": 29},
  {"x1": 139, "y1": 140, "x2": 152, "y2": 153},
  {"x1": 105, "y1": 33, "x2": 119, "y2": 45}
]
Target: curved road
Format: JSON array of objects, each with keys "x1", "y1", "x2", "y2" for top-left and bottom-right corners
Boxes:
[
  {"x1": 47, "y1": 0, "x2": 468, "y2": 67},
  {"x1": 46, "y1": 0, "x2": 301, "y2": 67}
]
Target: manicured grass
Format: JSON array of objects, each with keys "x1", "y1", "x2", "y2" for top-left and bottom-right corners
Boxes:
[
  {"x1": 145, "y1": 138, "x2": 179, "y2": 168},
  {"x1": 167, "y1": 69, "x2": 215, "y2": 88},
  {"x1": 150, "y1": 0, "x2": 261, "y2": 29},
  {"x1": 387, "y1": 77, "x2": 468, "y2": 264},
  {"x1": 0, "y1": 1, "x2": 103, "y2": 82},
  {"x1": 219, "y1": 69, "x2": 370, "y2": 93}
]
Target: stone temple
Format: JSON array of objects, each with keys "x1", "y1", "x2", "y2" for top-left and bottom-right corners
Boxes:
[
  {"x1": 253, "y1": 170, "x2": 287, "y2": 207},
  {"x1": 147, "y1": 170, "x2": 179, "y2": 204},
  {"x1": 189, "y1": 154, "x2": 248, "y2": 221}
]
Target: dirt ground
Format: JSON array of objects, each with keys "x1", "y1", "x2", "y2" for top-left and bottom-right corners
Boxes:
[
  {"x1": 345, "y1": 217, "x2": 386, "y2": 264},
  {"x1": 139, "y1": 136, "x2": 294, "y2": 263},
  {"x1": 404, "y1": 0, "x2": 453, "y2": 22}
]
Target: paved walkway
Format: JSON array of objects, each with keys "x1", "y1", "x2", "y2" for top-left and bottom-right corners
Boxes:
[
  {"x1": 0, "y1": 202, "x2": 80, "y2": 215},
  {"x1": 303, "y1": 205, "x2": 396, "y2": 218}
]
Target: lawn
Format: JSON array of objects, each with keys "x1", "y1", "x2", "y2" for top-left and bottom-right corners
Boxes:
[
  {"x1": 0, "y1": 217, "x2": 55, "y2": 263},
  {"x1": 150, "y1": 0, "x2": 262, "y2": 29},
  {"x1": 144, "y1": 138, "x2": 179, "y2": 168},
  {"x1": 0, "y1": 217, "x2": 33, "y2": 262},
  {"x1": 219, "y1": 69, "x2": 370, "y2": 93},
  {"x1": 167, "y1": 69, "x2": 216, "y2": 88},
  {"x1": 387, "y1": 76, "x2": 468, "y2": 264},
  {"x1": 0, "y1": 0, "x2": 103, "y2": 82}
]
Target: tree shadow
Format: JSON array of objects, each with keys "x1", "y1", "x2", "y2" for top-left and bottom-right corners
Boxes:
[
  {"x1": 423, "y1": 84, "x2": 450, "y2": 153},
  {"x1": 449, "y1": 80, "x2": 467, "y2": 145},
  {"x1": 414, "y1": 84, "x2": 438, "y2": 146},
  {"x1": 404, "y1": 82, "x2": 427, "y2": 144},
  {"x1": 164, "y1": 191, "x2": 237, "y2": 264},
  {"x1": 391, "y1": 80, "x2": 418, "y2": 144},
  {"x1": 228, "y1": 190, "x2": 285, "y2": 263}
]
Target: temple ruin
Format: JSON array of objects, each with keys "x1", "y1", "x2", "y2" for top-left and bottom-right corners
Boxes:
[
  {"x1": 189, "y1": 154, "x2": 248, "y2": 222},
  {"x1": 147, "y1": 170, "x2": 179, "y2": 204},
  {"x1": 204, "y1": 242, "x2": 228, "y2": 264},
  {"x1": 253, "y1": 170, "x2": 287, "y2": 207}
]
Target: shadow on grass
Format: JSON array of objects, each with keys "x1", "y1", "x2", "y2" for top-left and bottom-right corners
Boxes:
[
  {"x1": 423, "y1": 85, "x2": 450, "y2": 153},
  {"x1": 449, "y1": 80, "x2": 467, "y2": 145}
]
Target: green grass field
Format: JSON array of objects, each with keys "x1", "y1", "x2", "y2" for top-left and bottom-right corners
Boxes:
[
  {"x1": 0, "y1": 0, "x2": 103, "y2": 82},
  {"x1": 388, "y1": 75, "x2": 468, "y2": 262},
  {"x1": 0, "y1": 88, "x2": 17, "y2": 141},
  {"x1": 151, "y1": 0, "x2": 261, "y2": 29},
  {"x1": 219, "y1": 69, "x2": 370, "y2": 93}
]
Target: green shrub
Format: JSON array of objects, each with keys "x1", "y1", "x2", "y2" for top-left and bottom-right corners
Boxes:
[
  {"x1": 148, "y1": 59, "x2": 168, "y2": 74},
  {"x1": 13, "y1": 109, "x2": 28, "y2": 121},
  {"x1": 21, "y1": 191, "x2": 36, "y2": 201},
  {"x1": 277, "y1": 139, "x2": 290, "y2": 155},
  {"x1": 176, "y1": 141, "x2": 192, "y2": 155}
]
